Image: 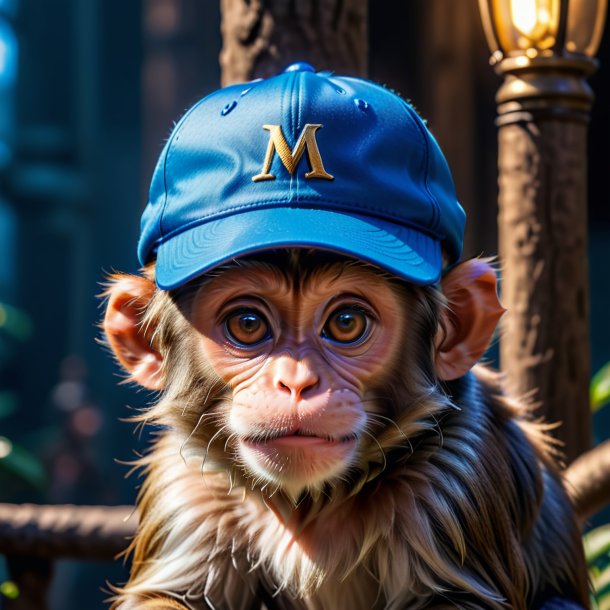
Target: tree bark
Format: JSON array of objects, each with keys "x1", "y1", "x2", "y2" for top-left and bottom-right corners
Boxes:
[
  {"x1": 219, "y1": 0, "x2": 368, "y2": 86},
  {"x1": 497, "y1": 117, "x2": 591, "y2": 462}
]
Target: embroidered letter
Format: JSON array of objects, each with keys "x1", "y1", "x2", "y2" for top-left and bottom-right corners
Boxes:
[{"x1": 252, "y1": 124, "x2": 334, "y2": 182}]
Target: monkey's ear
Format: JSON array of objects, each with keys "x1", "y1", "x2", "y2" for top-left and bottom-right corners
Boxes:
[
  {"x1": 103, "y1": 274, "x2": 164, "y2": 390},
  {"x1": 434, "y1": 259, "x2": 506, "y2": 381}
]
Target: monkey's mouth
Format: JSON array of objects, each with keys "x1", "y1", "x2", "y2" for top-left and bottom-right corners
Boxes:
[
  {"x1": 238, "y1": 429, "x2": 359, "y2": 490},
  {"x1": 242, "y1": 430, "x2": 357, "y2": 448}
]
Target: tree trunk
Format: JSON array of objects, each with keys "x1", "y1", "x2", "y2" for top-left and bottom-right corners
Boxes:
[{"x1": 219, "y1": 0, "x2": 368, "y2": 86}]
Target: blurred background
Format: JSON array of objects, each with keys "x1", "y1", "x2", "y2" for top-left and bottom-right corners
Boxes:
[{"x1": 0, "y1": 1, "x2": 608, "y2": 608}]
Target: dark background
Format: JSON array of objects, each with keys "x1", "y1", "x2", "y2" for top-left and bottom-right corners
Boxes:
[{"x1": 0, "y1": 1, "x2": 607, "y2": 608}]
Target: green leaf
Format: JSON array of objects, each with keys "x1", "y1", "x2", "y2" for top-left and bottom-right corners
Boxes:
[
  {"x1": 586, "y1": 525, "x2": 610, "y2": 610},
  {"x1": 0, "y1": 580, "x2": 19, "y2": 599},
  {"x1": 594, "y1": 567, "x2": 610, "y2": 593},
  {"x1": 595, "y1": 581, "x2": 610, "y2": 610},
  {"x1": 585, "y1": 525, "x2": 610, "y2": 563},
  {"x1": 591, "y1": 362, "x2": 610, "y2": 412},
  {"x1": 0, "y1": 437, "x2": 46, "y2": 490}
]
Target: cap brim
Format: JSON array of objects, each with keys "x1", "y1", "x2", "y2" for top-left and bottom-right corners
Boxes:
[{"x1": 155, "y1": 207, "x2": 441, "y2": 290}]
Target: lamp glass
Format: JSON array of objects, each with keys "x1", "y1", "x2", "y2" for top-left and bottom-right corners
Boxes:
[
  {"x1": 566, "y1": 0, "x2": 608, "y2": 55},
  {"x1": 491, "y1": 0, "x2": 560, "y2": 53},
  {"x1": 488, "y1": 0, "x2": 607, "y2": 56}
]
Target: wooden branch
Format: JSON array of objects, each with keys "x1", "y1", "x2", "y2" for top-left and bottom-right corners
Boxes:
[
  {"x1": 0, "y1": 503, "x2": 137, "y2": 560},
  {"x1": 564, "y1": 440, "x2": 610, "y2": 524},
  {"x1": 0, "y1": 441, "x2": 607, "y2": 566}
]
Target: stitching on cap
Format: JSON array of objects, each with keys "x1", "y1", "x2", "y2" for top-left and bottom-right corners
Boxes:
[
  {"x1": 278, "y1": 74, "x2": 293, "y2": 200},
  {"x1": 158, "y1": 148, "x2": 169, "y2": 241},
  {"x1": 297, "y1": 72, "x2": 304, "y2": 133},
  {"x1": 403, "y1": 103, "x2": 440, "y2": 231},
  {"x1": 346, "y1": 78, "x2": 441, "y2": 232},
  {"x1": 290, "y1": 73, "x2": 297, "y2": 199},
  {"x1": 286, "y1": 74, "x2": 293, "y2": 200},
  {"x1": 158, "y1": 93, "x2": 218, "y2": 237},
  {"x1": 152, "y1": 197, "x2": 443, "y2": 246},
  {"x1": 296, "y1": 72, "x2": 304, "y2": 203},
  {"x1": 291, "y1": 72, "x2": 298, "y2": 141}
]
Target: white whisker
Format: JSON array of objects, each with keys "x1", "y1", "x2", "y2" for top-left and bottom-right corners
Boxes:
[{"x1": 361, "y1": 429, "x2": 387, "y2": 473}]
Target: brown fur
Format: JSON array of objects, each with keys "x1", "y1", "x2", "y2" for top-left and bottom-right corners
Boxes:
[{"x1": 103, "y1": 255, "x2": 589, "y2": 610}]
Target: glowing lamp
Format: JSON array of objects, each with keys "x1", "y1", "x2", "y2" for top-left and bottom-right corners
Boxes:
[
  {"x1": 478, "y1": 0, "x2": 607, "y2": 120},
  {"x1": 479, "y1": 0, "x2": 607, "y2": 62}
]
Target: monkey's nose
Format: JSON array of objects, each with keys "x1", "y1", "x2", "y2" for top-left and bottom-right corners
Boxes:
[{"x1": 274, "y1": 361, "x2": 320, "y2": 401}]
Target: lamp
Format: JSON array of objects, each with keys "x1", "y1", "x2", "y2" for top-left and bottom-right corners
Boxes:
[
  {"x1": 479, "y1": 0, "x2": 607, "y2": 121},
  {"x1": 480, "y1": 0, "x2": 606, "y2": 58},
  {"x1": 477, "y1": 0, "x2": 607, "y2": 461}
]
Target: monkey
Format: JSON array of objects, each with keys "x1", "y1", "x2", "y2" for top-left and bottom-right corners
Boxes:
[
  {"x1": 102, "y1": 251, "x2": 589, "y2": 610},
  {"x1": 101, "y1": 64, "x2": 590, "y2": 609}
]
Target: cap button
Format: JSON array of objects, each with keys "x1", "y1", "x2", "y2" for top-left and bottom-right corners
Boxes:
[{"x1": 283, "y1": 62, "x2": 316, "y2": 73}]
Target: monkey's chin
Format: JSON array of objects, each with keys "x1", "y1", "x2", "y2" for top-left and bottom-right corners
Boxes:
[{"x1": 238, "y1": 436, "x2": 358, "y2": 496}]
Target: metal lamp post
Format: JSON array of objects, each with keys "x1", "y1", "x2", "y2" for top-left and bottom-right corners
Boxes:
[{"x1": 477, "y1": 0, "x2": 607, "y2": 461}]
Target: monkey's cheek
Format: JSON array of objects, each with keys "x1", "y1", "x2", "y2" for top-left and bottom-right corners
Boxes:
[{"x1": 237, "y1": 437, "x2": 358, "y2": 489}]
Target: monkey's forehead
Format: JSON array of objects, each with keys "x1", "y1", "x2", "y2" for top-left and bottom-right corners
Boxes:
[{"x1": 138, "y1": 63, "x2": 465, "y2": 290}]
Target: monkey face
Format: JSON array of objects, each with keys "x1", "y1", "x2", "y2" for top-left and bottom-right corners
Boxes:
[{"x1": 188, "y1": 261, "x2": 405, "y2": 496}]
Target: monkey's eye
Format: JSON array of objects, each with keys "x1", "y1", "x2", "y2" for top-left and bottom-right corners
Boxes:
[
  {"x1": 322, "y1": 307, "x2": 370, "y2": 344},
  {"x1": 224, "y1": 309, "x2": 271, "y2": 346}
]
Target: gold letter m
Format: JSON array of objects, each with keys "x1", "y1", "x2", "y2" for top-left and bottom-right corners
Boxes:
[{"x1": 252, "y1": 124, "x2": 334, "y2": 182}]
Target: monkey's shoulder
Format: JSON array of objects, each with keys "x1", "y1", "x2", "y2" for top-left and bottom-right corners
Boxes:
[{"x1": 427, "y1": 367, "x2": 588, "y2": 607}]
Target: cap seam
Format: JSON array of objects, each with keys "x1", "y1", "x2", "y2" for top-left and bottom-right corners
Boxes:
[
  {"x1": 158, "y1": 92, "x2": 225, "y2": 238},
  {"x1": 296, "y1": 72, "x2": 304, "y2": 203},
  {"x1": 290, "y1": 71, "x2": 297, "y2": 142},
  {"x1": 151, "y1": 199, "x2": 444, "y2": 247},
  {"x1": 290, "y1": 72, "x2": 298, "y2": 199},
  {"x1": 402, "y1": 103, "x2": 441, "y2": 231},
  {"x1": 158, "y1": 150, "x2": 168, "y2": 242}
]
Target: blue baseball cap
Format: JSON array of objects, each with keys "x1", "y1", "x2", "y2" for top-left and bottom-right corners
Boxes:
[{"x1": 139, "y1": 62, "x2": 466, "y2": 290}]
